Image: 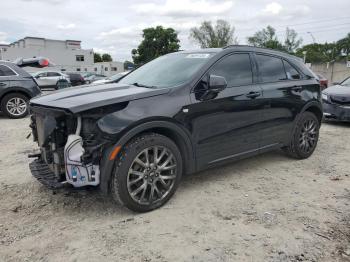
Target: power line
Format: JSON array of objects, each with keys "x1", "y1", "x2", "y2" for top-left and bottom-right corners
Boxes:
[
  {"x1": 274, "y1": 22, "x2": 350, "y2": 34},
  {"x1": 237, "y1": 16, "x2": 350, "y2": 33},
  {"x1": 273, "y1": 23, "x2": 350, "y2": 37},
  {"x1": 267, "y1": 16, "x2": 350, "y2": 28}
]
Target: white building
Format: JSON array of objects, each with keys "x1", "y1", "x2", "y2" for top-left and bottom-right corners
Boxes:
[{"x1": 0, "y1": 37, "x2": 124, "y2": 76}]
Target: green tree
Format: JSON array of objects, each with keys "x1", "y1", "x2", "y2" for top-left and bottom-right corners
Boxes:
[
  {"x1": 295, "y1": 43, "x2": 339, "y2": 63},
  {"x1": 247, "y1": 26, "x2": 283, "y2": 50},
  {"x1": 189, "y1": 20, "x2": 238, "y2": 48},
  {"x1": 102, "y1": 53, "x2": 113, "y2": 62},
  {"x1": 284, "y1": 27, "x2": 302, "y2": 53},
  {"x1": 94, "y1": 52, "x2": 102, "y2": 63},
  {"x1": 124, "y1": 60, "x2": 134, "y2": 70},
  {"x1": 337, "y1": 33, "x2": 350, "y2": 59},
  {"x1": 132, "y1": 26, "x2": 180, "y2": 65}
]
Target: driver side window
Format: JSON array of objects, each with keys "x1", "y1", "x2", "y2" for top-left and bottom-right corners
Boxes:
[{"x1": 210, "y1": 53, "x2": 253, "y2": 88}]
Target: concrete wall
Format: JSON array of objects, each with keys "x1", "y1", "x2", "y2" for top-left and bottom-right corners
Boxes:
[{"x1": 310, "y1": 61, "x2": 350, "y2": 83}]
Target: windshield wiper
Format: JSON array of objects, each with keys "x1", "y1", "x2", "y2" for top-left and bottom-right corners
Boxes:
[{"x1": 132, "y1": 82, "x2": 157, "y2": 89}]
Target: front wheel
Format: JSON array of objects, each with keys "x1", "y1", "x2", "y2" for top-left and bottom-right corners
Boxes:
[
  {"x1": 283, "y1": 111, "x2": 320, "y2": 159},
  {"x1": 1, "y1": 93, "x2": 29, "y2": 119},
  {"x1": 111, "y1": 133, "x2": 183, "y2": 212}
]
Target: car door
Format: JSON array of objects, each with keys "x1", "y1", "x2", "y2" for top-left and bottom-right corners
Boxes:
[
  {"x1": 187, "y1": 52, "x2": 266, "y2": 169},
  {"x1": 46, "y1": 72, "x2": 61, "y2": 86},
  {"x1": 0, "y1": 65, "x2": 11, "y2": 93},
  {"x1": 35, "y1": 72, "x2": 48, "y2": 87},
  {"x1": 255, "y1": 53, "x2": 303, "y2": 147}
]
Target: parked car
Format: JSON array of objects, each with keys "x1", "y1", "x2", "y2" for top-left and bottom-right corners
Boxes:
[
  {"x1": 28, "y1": 46, "x2": 322, "y2": 212},
  {"x1": 316, "y1": 74, "x2": 328, "y2": 90},
  {"x1": 32, "y1": 71, "x2": 70, "y2": 89},
  {"x1": 322, "y1": 76, "x2": 350, "y2": 122},
  {"x1": 0, "y1": 60, "x2": 42, "y2": 118},
  {"x1": 92, "y1": 72, "x2": 129, "y2": 85},
  {"x1": 66, "y1": 73, "x2": 85, "y2": 86},
  {"x1": 82, "y1": 73, "x2": 106, "y2": 84}
]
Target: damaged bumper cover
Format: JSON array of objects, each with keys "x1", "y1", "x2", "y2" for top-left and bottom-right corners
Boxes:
[
  {"x1": 28, "y1": 109, "x2": 107, "y2": 189},
  {"x1": 323, "y1": 102, "x2": 350, "y2": 122}
]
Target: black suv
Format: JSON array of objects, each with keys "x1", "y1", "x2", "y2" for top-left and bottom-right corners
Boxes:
[
  {"x1": 0, "y1": 59, "x2": 44, "y2": 118},
  {"x1": 29, "y1": 46, "x2": 322, "y2": 212}
]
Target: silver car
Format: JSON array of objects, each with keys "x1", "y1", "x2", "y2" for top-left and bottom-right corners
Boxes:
[{"x1": 32, "y1": 71, "x2": 70, "y2": 89}]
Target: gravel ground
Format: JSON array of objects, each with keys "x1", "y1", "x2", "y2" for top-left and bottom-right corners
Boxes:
[{"x1": 0, "y1": 115, "x2": 349, "y2": 262}]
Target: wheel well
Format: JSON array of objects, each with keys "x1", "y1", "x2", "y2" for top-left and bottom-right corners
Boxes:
[
  {"x1": 128, "y1": 127, "x2": 193, "y2": 175},
  {"x1": 305, "y1": 106, "x2": 322, "y2": 124}
]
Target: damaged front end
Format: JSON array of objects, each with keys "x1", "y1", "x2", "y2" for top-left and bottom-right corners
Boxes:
[{"x1": 29, "y1": 106, "x2": 109, "y2": 189}]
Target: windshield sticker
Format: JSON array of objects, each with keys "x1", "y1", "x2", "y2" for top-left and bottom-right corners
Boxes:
[{"x1": 186, "y1": 54, "x2": 211, "y2": 59}]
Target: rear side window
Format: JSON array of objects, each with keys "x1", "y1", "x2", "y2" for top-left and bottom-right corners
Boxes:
[
  {"x1": 210, "y1": 53, "x2": 253, "y2": 87},
  {"x1": 256, "y1": 54, "x2": 286, "y2": 82},
  {"x1": 0, "y1": 65, "x2": 16, "y2": 76},
  {"x1": 283, "y1": 60, "x2": 301, "y2": 80},
  {"x1": 47, "y1": 72, "x2": 61, "y2": 77}
]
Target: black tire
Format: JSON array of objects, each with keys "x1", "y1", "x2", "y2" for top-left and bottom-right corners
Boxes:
[
  {"x1": 110, "y1": 133, "x2": 183, "y2": 212},
  {"x1": 283, "y1": 111, "x2": 320, "y2": 159},
  {"x1": 55, "y1": 79, "x2": 69, "y2": 90},
  {"x1": 1, "y1": 93, "x2": 29, "y2": 119}
]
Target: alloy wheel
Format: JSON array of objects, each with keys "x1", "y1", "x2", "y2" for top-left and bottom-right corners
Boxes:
[
  {"x1": 298, "y1": 119, "x2": 318, "y2": 154},
  {"x1": 127, "y1": 146, "x2": 177, "y2": 205},
  {"x1": 6, "y1": 97, "x2": 27, "y2": 117}
]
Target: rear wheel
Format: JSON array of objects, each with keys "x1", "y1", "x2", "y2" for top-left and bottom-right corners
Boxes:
[
  {"x1": 111, "y1": 133, "x2": 183, "y2": 212},
  {"x1": 1, "y1": 93, "x2": 29, "y2": 119},
  {"x1": 283, "y1": 111, "x2": 320, "y2": 159}
]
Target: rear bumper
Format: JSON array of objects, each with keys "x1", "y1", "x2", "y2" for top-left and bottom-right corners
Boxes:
[{"x1": 323, "y1": 102, "x2": 350, "y2": 122}]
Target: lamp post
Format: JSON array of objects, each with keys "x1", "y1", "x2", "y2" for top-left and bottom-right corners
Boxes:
[{"x1": 302, "y1": 51, "x2": 307, "y2": 64}]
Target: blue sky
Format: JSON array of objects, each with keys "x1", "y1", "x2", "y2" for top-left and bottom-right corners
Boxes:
[{"x1": 1, "y1": 0, "x2": 349, "y2": 61}]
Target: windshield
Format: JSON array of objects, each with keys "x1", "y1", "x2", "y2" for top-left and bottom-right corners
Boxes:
[
  {"x1": 341, "y1": 77, "x2": 350, "y2": 87},
  {"x1": 108, "y1": 73, "x2": 125, "y2": 81},
  {"x1": 119, "y1": 52, "x2": 215, "y2": 88}
]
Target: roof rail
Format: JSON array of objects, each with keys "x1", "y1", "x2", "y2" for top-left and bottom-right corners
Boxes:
[{"x1": 223, "y1": 44, "x2": 254, "y2": 49}]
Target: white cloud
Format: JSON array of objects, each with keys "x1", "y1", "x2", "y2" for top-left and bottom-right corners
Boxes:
[
  {"x1": 133, "y1": 0, "x2": 234, "y2": 17},
  {"x1": 57, "y1": 23, "x2": 76, "y2": 30},
  {"x1": 263, "y1": 2, "x2": 283, "y2": 15}
]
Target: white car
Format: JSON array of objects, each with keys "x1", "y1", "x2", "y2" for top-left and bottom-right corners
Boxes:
[
  {"x1": 32, "y1": 71, "x2": 70, "y2": 89},
  {"x1": 92, "y1": 72, "x2": 129, "y2": 85}
]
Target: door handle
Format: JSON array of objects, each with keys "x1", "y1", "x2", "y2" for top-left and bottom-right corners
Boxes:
[
  {"x1": 246, "y1": 91, "x2": 261, "y2": 99},
  {"x1": 291, "y1": 86, "x2": 302, "y2": 92},
  {"x1": 0, "y1": 83, "x2": 6, "y2": 86}
]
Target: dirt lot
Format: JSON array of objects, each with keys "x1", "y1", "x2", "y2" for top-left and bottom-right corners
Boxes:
[{"x1": 0, "y1": 115, "x2": 349, "y2": 262}]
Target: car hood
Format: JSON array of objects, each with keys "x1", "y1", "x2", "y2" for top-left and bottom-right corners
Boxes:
[
  {"x1": 30, "y1": 83, "x2": 170, "y2": 114},
  {"x1": 323, "y1": 85, "x2": 350, "y2": 96}
]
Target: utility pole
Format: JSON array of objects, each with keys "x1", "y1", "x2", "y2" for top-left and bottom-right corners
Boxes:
[{"x1": 302, "y1": 51, "x2": 307, "y2": 64}]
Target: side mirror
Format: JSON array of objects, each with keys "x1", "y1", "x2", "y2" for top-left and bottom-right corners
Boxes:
[
  {"x1": 208, "y1": 75, "x2": 227, "y2": 93},
  {"x1": 35, "y1": 75, "x2": 40, "y2": 79}
]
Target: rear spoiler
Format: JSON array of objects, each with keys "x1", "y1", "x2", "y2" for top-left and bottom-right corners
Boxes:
[{"x1": 13, "y1": 57, "x2": 53, "y2": 68}]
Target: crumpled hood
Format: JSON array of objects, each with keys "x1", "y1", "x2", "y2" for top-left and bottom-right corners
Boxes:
[
  {"x1": 30, "y1": 83, "x2": 170, "y2": 114},
  {"x1": 323, "y1": 85, "x2": 350, "y2": 96}
]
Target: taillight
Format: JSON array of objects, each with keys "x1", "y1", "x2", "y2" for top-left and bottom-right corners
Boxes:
[{"x1": 39, "y1": 58, "x2": 49, "y2": 67}]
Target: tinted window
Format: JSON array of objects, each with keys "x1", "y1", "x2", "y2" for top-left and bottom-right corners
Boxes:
[
  {"x1": 210, "y1": 54, "x2": 252, "y2": 87},
  {"x1": 0, "y1": 65, "x2": 16, "y2": 76},
  {"x1": 47, "y1": 72, "x2": 61, "y2": 77},
  {"x1": 256, "y1": 54, "x2": 286, "y2": 82},
  {"x1": 37, "y1": 72, "x2": 47, "y2": 77},
  {"x1": 283, "y1": 60, "x2": 301, "y2": 80}
]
